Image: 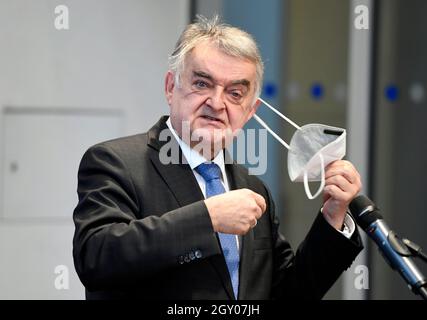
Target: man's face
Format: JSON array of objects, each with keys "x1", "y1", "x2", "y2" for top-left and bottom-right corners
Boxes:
[{"x1": 165, "y1": 41, "x2": 260, "y2": 154}]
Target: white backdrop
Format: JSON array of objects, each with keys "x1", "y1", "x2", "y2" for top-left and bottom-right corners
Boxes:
[{"x1": 0, "y1": 0, "x2": 189, "y2": 299}]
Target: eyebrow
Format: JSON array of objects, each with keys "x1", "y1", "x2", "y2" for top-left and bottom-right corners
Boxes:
[
  {"x1": 231, "y1": 79, "x2": 250, "y2": 88},
  {"x1": 193, "y1": 71, "x2": 251, "y2": 89},
  {"x1": 193, "y1": 71, "x2": 213, "y2": 81}
]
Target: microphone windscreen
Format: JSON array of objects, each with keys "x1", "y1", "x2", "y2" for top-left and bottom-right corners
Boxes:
[{"x1": 349, "y1": 195, "x2": 383, "y2": 230}]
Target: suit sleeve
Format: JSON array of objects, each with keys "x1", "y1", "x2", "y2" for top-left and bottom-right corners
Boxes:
[
  {"x1": 72, "y1": 144, "x2": 221, "y2": 291},
  {"x1": 267, "y1": 187, "x2": 364, "y2": 300}
]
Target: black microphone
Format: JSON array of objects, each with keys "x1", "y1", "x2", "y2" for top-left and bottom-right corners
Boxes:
[{"x1": 349, "y1": 195, "x2": 427, "y2": 299}]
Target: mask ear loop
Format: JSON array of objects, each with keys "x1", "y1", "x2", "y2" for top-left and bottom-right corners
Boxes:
[
  {"x1": 303, "y1": 153, "x2": 325, "y2": 200},
  {"x1": 252, "y1": 97, "x2": 302, "y2": 150},
  {"x1": 252, "y1": 114, "x2": 290, "y2": 149},
  {"x1": 257, "y1": 98, "x2": 301, "y2": 130}
]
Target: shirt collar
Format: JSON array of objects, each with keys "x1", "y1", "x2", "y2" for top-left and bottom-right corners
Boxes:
[{"x1": 166, "y1": 117, "x2": 226, "y2": 173}]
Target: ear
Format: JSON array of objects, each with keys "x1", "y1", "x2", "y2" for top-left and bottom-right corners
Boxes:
[
  {"x1": 165, "y1": 71, "x2": 175, "y2": 105},
  {"x1": 245, "y1": 98, "x2": 262, "y2": 122}
]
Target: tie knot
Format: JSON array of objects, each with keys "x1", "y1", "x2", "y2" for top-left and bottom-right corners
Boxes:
[{"x1": 195, "y1": 163, "x2": 222, "y2": 182}]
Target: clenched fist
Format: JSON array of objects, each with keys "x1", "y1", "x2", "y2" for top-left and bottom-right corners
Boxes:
[
  {"x1": 204, "y1": 188, "x2": 266, "y2": 235},
  {"x1": 323, "y1": 160, "x2": 362, "y2": 230}
]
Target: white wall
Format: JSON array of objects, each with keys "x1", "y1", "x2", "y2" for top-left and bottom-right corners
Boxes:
[{"x1": 0, "y1": 0, "x2": 189, "y2": 299}]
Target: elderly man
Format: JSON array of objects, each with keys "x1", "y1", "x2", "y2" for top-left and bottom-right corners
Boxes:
[{"x1": 73, "y1": 16, "x2": 363, "y2": 300}]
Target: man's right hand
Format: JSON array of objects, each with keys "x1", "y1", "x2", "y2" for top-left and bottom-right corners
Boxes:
[{"x1": 204, "y1": 188, "x2": 267, "y2": 235}]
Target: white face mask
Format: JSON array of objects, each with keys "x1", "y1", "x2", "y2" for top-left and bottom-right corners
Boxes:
[{"x1": 253, "y1": 98, "x2": 346, "y2": 200}]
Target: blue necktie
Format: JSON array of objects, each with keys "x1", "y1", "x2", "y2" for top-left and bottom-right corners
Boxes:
[{"x1": 195, "y1": 163, "x2": 240, "y2": 299}]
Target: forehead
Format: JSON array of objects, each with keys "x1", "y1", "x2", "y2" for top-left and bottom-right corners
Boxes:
[{"x1": 185, "y1": 41, "x2": 256, "y2": 83}]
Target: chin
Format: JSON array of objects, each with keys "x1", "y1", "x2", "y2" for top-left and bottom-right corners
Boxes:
[
  {"x1": 192, "y1": 129, "x2": 221, "y2": 144},
  {"x1": 190, "y1": 129, "x2": 226, "y2": 155}
]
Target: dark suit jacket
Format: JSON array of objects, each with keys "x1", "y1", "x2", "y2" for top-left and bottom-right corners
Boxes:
[{"x1": 72, "y1": 116, "x2": 363, "y2": 300}]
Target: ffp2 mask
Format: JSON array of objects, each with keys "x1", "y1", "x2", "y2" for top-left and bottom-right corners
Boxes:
[{"x1": 253, "y1": 98, "x2": 346, "y2": 199}]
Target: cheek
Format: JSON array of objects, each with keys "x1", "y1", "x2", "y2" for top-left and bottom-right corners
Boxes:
[
  {"x1": 228, "y1": 108, "x2": 250, "y2": 130},
  {"x1": 174, "y1": 97, "x2": 206, "y2": 124},
  {"x1": 187, "y1": 95, "x2": 209, "y2": 114}
]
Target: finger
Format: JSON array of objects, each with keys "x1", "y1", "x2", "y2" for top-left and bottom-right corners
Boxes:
[
  {"x1": 323, "y1": 191, "x2": 332, "y2": 204},
  {"x1": 324, "y1": 180, "x2": 359, "y2": 203},
  {"x1": 323, "y1": 184, "x2": 349, "y2": 202},
  {"x1": 251, "y1": 192, "x2": 267, "y2": 213},
  {"x1": 325, "y1": 160, "x2": 356, "y2": 175},
  {"x1": 325, "y1": 160, "x2": 356, "y2": 172},
  {"x1": 252, "y1": 218, "x2": 258, "y2": 228},
  {"x1": 325, "y1": 175, "x2": 353, "y2": 193},
  {"x1": 325, "y1": 163, "x2": 360, "y2": 184},
  {"x1": 252, "y1": 201, "x2": 263, "y2": 219},
  {"x1": 326, "y1": 167, "x2": 363, "y2": 195}
]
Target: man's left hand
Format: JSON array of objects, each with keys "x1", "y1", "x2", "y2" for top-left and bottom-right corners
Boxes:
[{"x1": 322, "y1": 160, "x2": 362, "y2": 231}]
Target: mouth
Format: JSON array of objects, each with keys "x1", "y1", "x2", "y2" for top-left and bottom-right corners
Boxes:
[{"x1": 200, "y1": 115, "x2": 224, "y2": 124}]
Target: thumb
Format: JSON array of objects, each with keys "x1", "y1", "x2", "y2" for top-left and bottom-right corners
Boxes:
[{"x1": 323, "y1": 185, "x2": 332, "y2": 204}]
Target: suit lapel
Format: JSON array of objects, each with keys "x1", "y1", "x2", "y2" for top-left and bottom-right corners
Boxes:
[
  {"x1": 147, "y1": 117, "x2": 235, "y2": 300},
  {"x1": 225, "y1": 159, "x2": 255, "y2": 300},
  {"x1": 147, "y1": 116, "x2": 205, "y2": 207}
]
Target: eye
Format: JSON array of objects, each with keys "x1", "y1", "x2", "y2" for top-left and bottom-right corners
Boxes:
[
  {"x1": 229, "y1": 90, "x2": 243, "y2": 100},
  {"x1": 194, "y1": 80, "x2": 208, "y2": 89}
]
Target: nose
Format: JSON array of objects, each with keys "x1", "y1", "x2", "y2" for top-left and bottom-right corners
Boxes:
[{"x1": 206, "y1": 87, "x2": 226, "y2": 111}]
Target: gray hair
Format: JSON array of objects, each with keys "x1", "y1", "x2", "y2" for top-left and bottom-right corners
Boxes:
[{"x1": 168, "y1": 15, "x2": 264, "y2": 99}]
